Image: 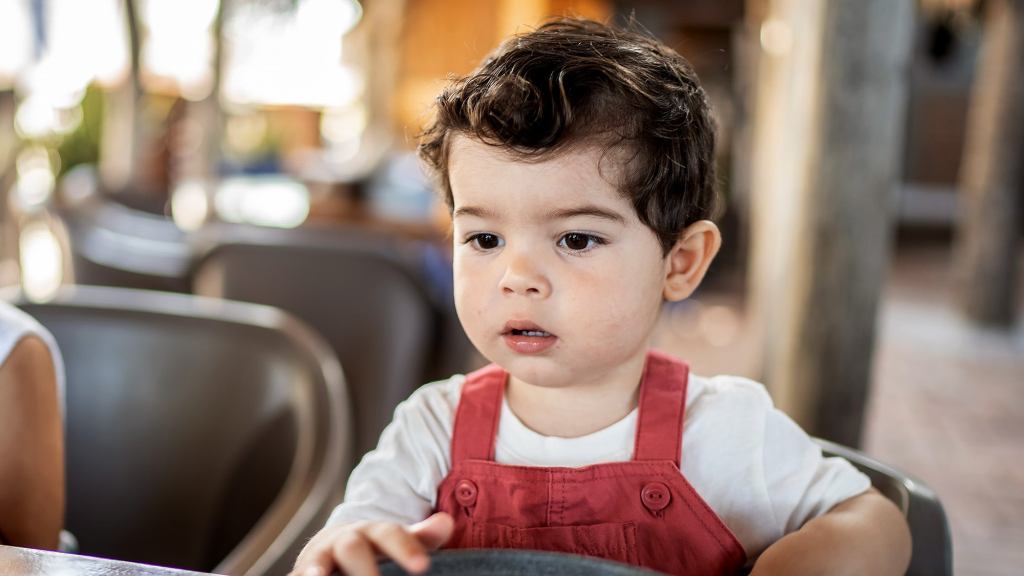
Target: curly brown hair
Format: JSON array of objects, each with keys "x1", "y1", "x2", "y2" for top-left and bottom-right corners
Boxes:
[{"x1": 418, "y1": 17, "x2": 719, "y2": 254}]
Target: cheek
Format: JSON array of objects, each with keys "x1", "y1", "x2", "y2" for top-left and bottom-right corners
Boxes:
[
  {"x1": 570, "y1": 259, "x2": 664, "y2": 331},
  {"x1": 452, "y1": 256, "x2": 474, "y2": 300},
  {"x1": 583, "y1": 288, "x2": 656, "y2": 331},
  {"x1": 453, "y1": 261, "x2": 488, "y2": 332},
  {"x1": 453, "y1": 276, "x2": 475, "y2": 318}
]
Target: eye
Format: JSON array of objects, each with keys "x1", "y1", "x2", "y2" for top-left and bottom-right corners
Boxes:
[
  {"x1": 558, "y1": 232, "x2": 603, "y2": 253},
  {"x1": 466, "y1": 233, "x2": 503, "y2": 251}
]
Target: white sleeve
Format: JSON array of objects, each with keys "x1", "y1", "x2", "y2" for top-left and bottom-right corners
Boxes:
[
  {"x1": 681, "y1": 375, "x2": 872, "y2": 559},
  {"x1": 324, "y1": 376, "x2": 462, "y2": 527},
  {"x1": 761, "y1": 404, "x2": 872, "y2": 534}
]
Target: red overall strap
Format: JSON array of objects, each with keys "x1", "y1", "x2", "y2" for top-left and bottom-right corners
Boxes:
[
  {"x1": 450, "y1": 363, "x2": 506, "y2": 465},
  {"x1": 632, "y1": 350, "x2": 689, "y2": 466}
]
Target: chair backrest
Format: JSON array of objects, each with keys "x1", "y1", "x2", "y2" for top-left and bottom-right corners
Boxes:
[
  {"x1": 5, "y1": 286, "x2": 352, "y2": 576},
  {"x1": 815, "y1": 438, "x2": 953, "y2": 576},
  {"x1": 192, "y1": 225, "x2": 472, "y2": 459},
  {"x1": 55, "y1": 195, "x2": 193, "y2": 293}
]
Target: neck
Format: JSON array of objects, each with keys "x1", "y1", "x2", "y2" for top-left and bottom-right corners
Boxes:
[{"x1": 505, "y1": 354, "x2": 647, "y2": 438}]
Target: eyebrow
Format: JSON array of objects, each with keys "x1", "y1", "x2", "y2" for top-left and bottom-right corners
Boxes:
[
  {"x1": 547, "y1": 205, "x2": 626, "y2": 224},
  {"x1": 453, "y1": 204, "x2": 626, "y2": 224},
  {"x1": 452, "y1": 206, "x2": 496, "y2": 219}
]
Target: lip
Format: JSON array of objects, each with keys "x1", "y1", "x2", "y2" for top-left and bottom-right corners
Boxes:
[{"x1": 501, "y1": 320, "x2": 558, "y2": 355}]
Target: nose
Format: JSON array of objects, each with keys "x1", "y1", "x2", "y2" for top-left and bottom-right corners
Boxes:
[{"x1": 499, "y1": 251, "x2": 551, "y2": 298}]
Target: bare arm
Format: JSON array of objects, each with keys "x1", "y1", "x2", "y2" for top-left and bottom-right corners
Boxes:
[
  {"x1": 0, "y1": 336, "x2": 64, "y2": 549},
  {"x1": 751, "y1": 488, "x2": 911, "y2": 576}
]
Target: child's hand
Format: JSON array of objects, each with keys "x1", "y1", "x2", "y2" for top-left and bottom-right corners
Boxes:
[{"x1": 291, "y1": 512, "x2": 455, "y2": 576}]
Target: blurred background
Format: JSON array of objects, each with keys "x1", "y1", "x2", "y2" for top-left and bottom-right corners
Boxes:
[{"x1": 0, "y1": 0, "x2": 1021, "y2": 574}]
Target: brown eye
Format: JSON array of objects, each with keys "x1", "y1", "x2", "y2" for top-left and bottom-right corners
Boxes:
[
  {"x1": 559, "y1": 233, "x2": 600, "y2": 252},
  {"x1": 471, "y1": 233, "x2": 502, "y2": 250}
]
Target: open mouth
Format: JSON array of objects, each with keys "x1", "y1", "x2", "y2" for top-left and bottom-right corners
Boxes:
[
  {"x1": 507, "y1": 328, "x2": 552, "y2": 337},
  {"x1": 501, "y1": 321, "x2": 557, "y2": 354},
  {"x1": 501, "y1": 321, "x2": 555, "y2": 337}
]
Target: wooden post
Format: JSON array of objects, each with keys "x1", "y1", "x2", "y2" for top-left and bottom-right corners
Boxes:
[
  {"x1": 99, "y1": 0, "x2": 145, "y2": 195},
  {"x1": 747, "y1": 0, "x2": 913, "y2": 446},
  {"x1": 347, "y1": 0, "x2": 405, "y2": 152},
  {"x1": 0, "y1": 90, "x2": 17, "y2": 274},
  {"x1": 953, "y1": 0, "x2": 1024, "y2": 328},
  {"x1": 728, "y1": 0, "x2": 769, "y2": 294},
  {"x1": 177, "y1": 0, "x2": 226, "y2": 190}
]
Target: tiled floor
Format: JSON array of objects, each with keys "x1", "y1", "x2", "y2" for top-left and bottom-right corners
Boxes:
[{"x1": 652, "y1": 241, "x2": 1024, "y2": 576}]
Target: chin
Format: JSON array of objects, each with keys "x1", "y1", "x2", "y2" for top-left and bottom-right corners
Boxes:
[{"x1": 497, "y1": 355, "x2": 578, "y2": 388}]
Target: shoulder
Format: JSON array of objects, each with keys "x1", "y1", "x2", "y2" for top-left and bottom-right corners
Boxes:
[
  {"x1": 0, "y1": 302, "x2": 43, "y2": 361},
  {"x1": 372, "y1": 373, "x2": 466, "y2": 459},
  {"x1": 0, "y1": 302, "x2": 65, "y2": 406},
  {"x1": 686, "y1": 373, "x2": 774, "y2": 419},
  {"x1": 0, "y1": 315, "x2": 61, "y2": 432},
  {"x1": 0, "y1": 336, "x2": 58, "y2": 416},
  {"x1": 394, "y1": 373, "x2": 465, "y2": 428},
  {"x1": 1, "y1": 335, "x2": 54, "y2": 376},
  {"x1": 682, "y1": 373, "x2": 776, "y2": 457},
  {"x1": 0, "y1": 302, "x2": 59, "y2": 364}
]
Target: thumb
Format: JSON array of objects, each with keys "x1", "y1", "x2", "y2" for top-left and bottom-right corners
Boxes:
[{"x1": 409, "y1": 512, "x2": 454, "y2": 550}]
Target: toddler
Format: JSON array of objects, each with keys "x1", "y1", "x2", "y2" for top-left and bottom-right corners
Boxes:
[{"x1": 293, "y1": 18, "x2": 911, "y2": 576}]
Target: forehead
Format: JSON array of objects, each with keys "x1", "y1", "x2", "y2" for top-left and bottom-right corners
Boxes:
[{"x1": 447, "y1": 135, "x2": 630, "y2": 212}]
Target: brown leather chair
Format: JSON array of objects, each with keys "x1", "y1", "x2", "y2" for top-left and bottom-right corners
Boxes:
[{"x1": 5, "y1": 285, "x2": 352, "y2": 576}]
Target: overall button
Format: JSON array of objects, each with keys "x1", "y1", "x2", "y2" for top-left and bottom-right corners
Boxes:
[
  {"x1": 641, "y1": 482, "x2": 671, "y2": 511},
  {"x1": 455, "y1": 479, "x2": 478, "y2": 507}
]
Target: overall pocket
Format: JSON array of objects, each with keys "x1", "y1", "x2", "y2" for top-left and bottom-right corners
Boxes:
[{"x1": 470, "y1": 521, "x2": 639, "y2": 566}]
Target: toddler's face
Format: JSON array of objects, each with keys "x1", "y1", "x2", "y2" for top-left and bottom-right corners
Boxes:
[{"x1": 449, "y1": 136, "x2": 671, "y2": 390}]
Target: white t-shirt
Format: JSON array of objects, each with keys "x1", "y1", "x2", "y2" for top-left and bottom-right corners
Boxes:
[
  {"x1": 328, "y1": 371, "x2": 870, "y2": 559},
  {"x1": 0, "y1": 301, "x2": 65, "y2": 414}
]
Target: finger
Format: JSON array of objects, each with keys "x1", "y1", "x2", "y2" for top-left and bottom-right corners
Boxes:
[
  {"x1": 363, "y1": 523, "x2": 430, "y2": 574},
  {"x1": 409, "y1": 512, "x2": 455, "y2": 550},
  {"x1": 291, "y1": 537, "x2": 338, "y2": 576},
  {"x1": 333, "y1": 531, "x2": 381, "y2": 576},
  {"x1": 293, "y1": 532, "x2": 330, "y2": 572}
]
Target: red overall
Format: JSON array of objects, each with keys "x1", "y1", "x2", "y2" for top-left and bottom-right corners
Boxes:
[{"x1": 435, "y1": 350, "x2": 747, "y2": 575}]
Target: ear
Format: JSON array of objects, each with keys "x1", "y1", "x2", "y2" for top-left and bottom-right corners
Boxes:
[{"x1": 662, "y1": 220, "x2": 722, "y2": 302}]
